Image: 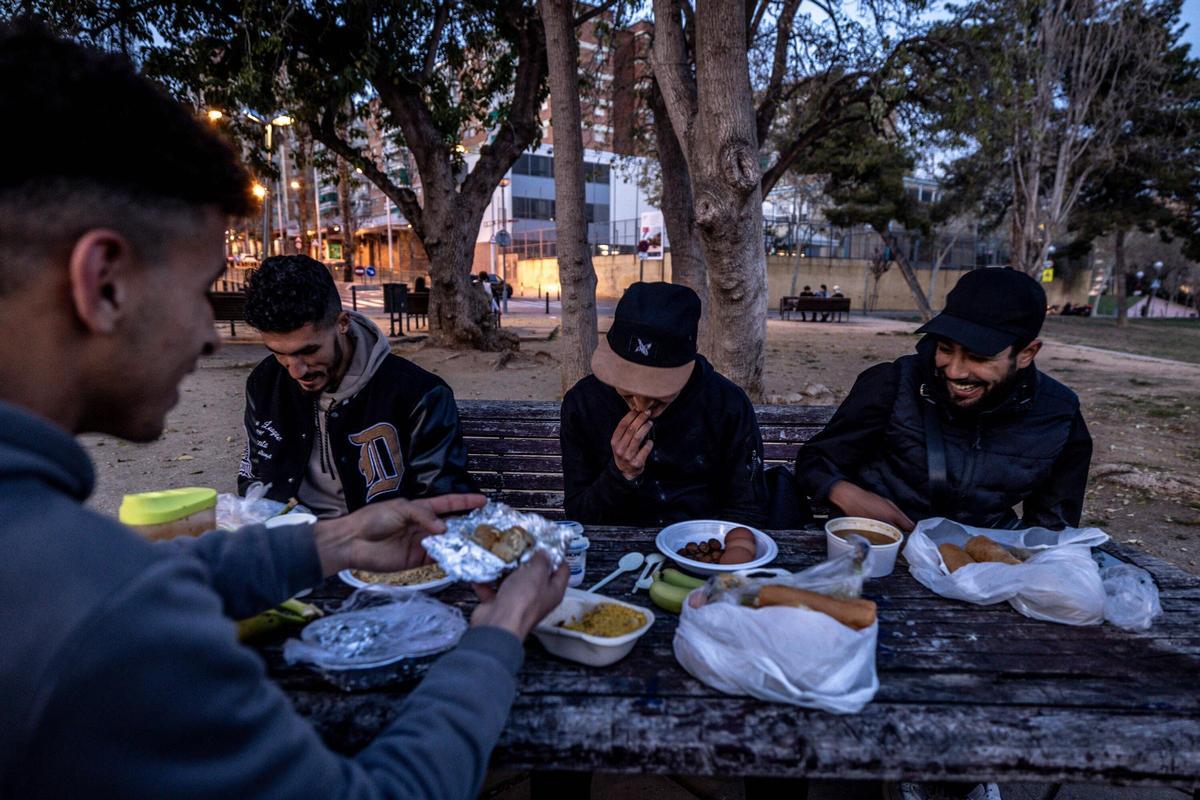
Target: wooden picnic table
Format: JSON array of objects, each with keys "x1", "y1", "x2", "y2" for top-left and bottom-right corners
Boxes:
[{"x1": 260, "y1": 527, "x2": 1200, "y2": 795}]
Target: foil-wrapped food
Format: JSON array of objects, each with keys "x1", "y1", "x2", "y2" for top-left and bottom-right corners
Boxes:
[
  {"x1": 283, "y1": 590, "x2": 467, "y2": 691},
  {"x1": 421, "y1": 501, "x2": 570, "y2": 583}
]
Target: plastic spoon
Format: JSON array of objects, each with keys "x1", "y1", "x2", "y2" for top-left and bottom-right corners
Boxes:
[
  {"x1": 586, "y1": 552, "x2": 645, "y2": 594},
  {"x1": 630, "y1": 553, "x2": 665, "y2": 594}
]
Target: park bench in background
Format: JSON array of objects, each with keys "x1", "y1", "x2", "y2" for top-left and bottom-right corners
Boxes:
[
  {"x1": 780, "y1": 296, "x2": 851, "y2": 322},
  {"x1": 207, "y1": 291, "x2": 247, "y2": 336},
  {"x1": 456, "y1": 399, "x2": 833, "y2": 517}
]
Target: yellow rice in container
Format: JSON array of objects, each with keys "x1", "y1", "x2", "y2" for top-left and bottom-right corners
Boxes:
[{"x1": 560, "y1": 603, "x2": 647, "y2": 638}]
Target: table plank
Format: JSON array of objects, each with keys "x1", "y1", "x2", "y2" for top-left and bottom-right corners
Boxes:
[{"x1": 267, "y1": 527, "x2": 1200, "y2": 789}]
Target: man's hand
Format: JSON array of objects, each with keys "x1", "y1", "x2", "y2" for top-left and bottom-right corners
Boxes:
[
  {"x1": 827, "y1": 480, "x2": 915, "y2": 533},
  {"x1": 313, "y1": 493, "x2": 487, "y2": 576},
  {"x1": 470, "y1": 552, "x2": 570, "y2": 641},
  {"x1": 611, "y1": 409, "x2": 653, "y2": 481}
]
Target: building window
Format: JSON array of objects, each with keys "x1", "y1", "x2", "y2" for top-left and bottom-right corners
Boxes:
[
  {"x1": 514, "y1": 153, "x2": 554, "y2": 178},
  {"x1": 583, "y1": 162, "x2": 610, "y2": 184},
  {"x1": 586, "y1": 203, "x2": 610, "y2": 224},
  {"x1": 513, "y1": 196, "x2": 556, "y2": 220}
]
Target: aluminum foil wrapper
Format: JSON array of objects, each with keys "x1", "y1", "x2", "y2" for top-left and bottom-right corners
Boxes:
[
  {"x1": 283, "y1": 590, "x2": 467, "y2": 691},
  {"x1": 421, "y1": 501, "x2": 570, "y2": 583}
]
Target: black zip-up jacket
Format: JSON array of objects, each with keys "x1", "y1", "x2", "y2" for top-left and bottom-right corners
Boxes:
[
  {"x1": 795, "y1": 344, "x2": 1092, "y2": 530},
  {"x1": 238, "y1": 355, "x2": 476, "y2": 509},
  {"x1": 561, "y1": 356, "x2": 769, "y2": 527}
]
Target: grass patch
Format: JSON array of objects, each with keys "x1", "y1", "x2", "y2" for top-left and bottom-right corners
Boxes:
[{"x1": 1041, "y1": 317, "x2": 1200, "y2": 364}]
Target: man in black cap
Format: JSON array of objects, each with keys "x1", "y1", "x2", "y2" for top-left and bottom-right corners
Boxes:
[
  {"x1": 795, "y1": 268, "x2": 1092, "y2": 531},
  {"x1": 560, "y1": 282, "x2": 769, "y2": 526}
]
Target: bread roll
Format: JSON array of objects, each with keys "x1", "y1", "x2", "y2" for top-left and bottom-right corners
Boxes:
[
  {"x1": 757, "y1": 585, "x2": 877, "y2": 630},
  {"x1": 938, "y1": 543, "x2": 976, "y2": 573},
  {"x1": 964, "y1": 535, "x2": 1021, "y2": 565}
]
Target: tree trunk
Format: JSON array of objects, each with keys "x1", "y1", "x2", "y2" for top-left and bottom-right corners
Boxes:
[
  {"x1": 650, "y1": 78, "x2": 710, "y2": 352},
  {"x1": 540, "y1": 0, "x2": 598, "y2": 394},
  {"x1": 688, "y1": 0, "x2": 769, "y2": 400},
  {"x1": 337, "y1": 158, "x2": 356, "y2": 273},
  {"x1": 1115, "y1": 228, "x2": 1129, "y2": 328},
  {"x1": 886, "y1": 232, "x2": 934, "y2": 321}
]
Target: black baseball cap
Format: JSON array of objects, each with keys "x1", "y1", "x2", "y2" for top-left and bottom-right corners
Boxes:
[
  {"x1": 591, "y1": 282, "x2": 700, "y2": 397},
  {"x1": 916, "y1": 268, "x2": 1047, "y2": 357}
]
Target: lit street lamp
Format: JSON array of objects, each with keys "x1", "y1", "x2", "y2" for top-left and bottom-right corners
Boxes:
[{"x1": 243, "y1": 110, "x2": 293, "y2": 256}]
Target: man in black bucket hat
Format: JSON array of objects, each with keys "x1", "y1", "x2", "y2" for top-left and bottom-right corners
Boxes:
[
  {"x1": 795, "y1": 267, "x2": 1092, "y2": 532},
  {"x1": 560, "y1": 282, "x2": 769, "y2": 526}
]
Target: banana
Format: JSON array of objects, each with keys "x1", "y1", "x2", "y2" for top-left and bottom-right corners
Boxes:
[
  {"x1": 661, "y1": 568, "x2": 706, "y2": 590},
  {"x1": 649, "y1": 579, "x2": 692, "y2": 614}
]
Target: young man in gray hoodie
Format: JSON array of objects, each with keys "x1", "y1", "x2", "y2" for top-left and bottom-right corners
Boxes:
[
  {"x1": 0, "y1": 23, "x2": 568, "y2": 800},
  {"x1": 239, "y1": 255, "x2": 477, "y2": 517}
]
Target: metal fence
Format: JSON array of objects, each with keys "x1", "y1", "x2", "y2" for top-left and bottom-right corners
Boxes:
[{"x1": 495, "y1": 217, "x2": 1010, "y2": 270}]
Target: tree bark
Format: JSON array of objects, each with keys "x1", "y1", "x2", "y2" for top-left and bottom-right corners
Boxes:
[
  {"x1": 1115, "y1": 227, "x2": 1129, "y2": 328},
  {"x1": 687, "y1": 0, "x2": 768, "y2": 399},
  {"x1": 337, "y1": 157, "x2": 356, "y2": 273},
  {"x1": 649, "y1": 78, "x2": 710, "y2": 352},
  {"x1": 886, "y1": 232, "x2": 934, "y2": 321},
  {"x1": 540, "y1": 0, "x2": 598, "y2": 394}
]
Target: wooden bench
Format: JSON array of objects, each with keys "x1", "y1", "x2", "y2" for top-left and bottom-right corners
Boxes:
[
  {"x1": 207, "y1": 291, "x2": 247, "y2": 336},
  {"x1": 456, "y1": 399, "x2": 835, "y2": 518},
  {"x1": 780, "y1": 296, "x2": 851, "y2": 322}
]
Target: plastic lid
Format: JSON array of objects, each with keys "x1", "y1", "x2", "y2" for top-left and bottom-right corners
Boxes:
[{"x1": 119, "y1": 487, "x2": 217, "y2": 526}]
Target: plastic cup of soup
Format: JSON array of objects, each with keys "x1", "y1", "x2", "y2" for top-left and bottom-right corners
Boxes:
[{"x1": 825, "y1": 516, "x2": 904, "y2": 578}]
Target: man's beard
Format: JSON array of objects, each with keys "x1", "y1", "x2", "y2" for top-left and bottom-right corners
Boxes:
[
  {"x1": 933, "y1": 361, "x2": 1022, "y2": 412},
  {"x1": 300, "y1": 337, "x2": 344, "y2": 395}
]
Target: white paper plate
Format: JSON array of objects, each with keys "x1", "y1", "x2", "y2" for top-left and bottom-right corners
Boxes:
[
  {"x1": 656, "y1": 520, "x2": 778, "y2": 576},
  {"x1": 338, "y1": 569, "x2": 456, "y2": 593}
]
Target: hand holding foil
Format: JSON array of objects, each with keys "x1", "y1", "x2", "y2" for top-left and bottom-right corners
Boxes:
[{"x1": 421, "y1": 501, "x2": 570, "y2": 583}]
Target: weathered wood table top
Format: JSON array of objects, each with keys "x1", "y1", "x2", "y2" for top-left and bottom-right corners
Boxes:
[{"x1": 262, "y1": 528, "x2": 1200, "y2": 792}]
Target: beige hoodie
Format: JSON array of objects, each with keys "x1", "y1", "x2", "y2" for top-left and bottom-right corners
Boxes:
[{"x1": 298, "y1": 312, "x2": 392, "y2": 517}]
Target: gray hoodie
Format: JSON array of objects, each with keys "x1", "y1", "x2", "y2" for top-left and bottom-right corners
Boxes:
[
  {"x1": 300, "y1": 312, "x2": 393, "y2": 517},
  {"x1": 0, "y1": 399, "x2": 525, "y2": 799}
]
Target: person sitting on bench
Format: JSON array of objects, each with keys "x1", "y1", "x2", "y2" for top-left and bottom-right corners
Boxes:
[
  {"x1": 560, "y1": 282, "x2": 769, "y2": 527},
  {"x1": 240, "y1": 255, "x2": 476, "y2": 517},
  {"x1": 795, "y1": 268, "x2": 1092, "y2": 532}
]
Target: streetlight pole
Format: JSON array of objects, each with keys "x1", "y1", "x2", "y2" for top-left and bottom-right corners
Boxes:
[
  {"x1": 499, "y1": 177, "x2": 510, "y2": 314},
  {"x1": 1152, "y1": 260, "x2": 1164, "y2": 317},
  {"x1": 313, "y1": 166, "x2": 323, "y2": 261}
]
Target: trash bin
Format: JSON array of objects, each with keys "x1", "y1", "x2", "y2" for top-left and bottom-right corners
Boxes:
[{"x1": 382, "y1": 283, "x2": 408, "y2": 314}]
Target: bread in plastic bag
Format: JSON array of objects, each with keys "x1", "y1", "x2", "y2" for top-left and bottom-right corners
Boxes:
[
  {"x1": 904, "y1": 517, "x2": 1113, "y2": 625},
  {"x1": 1100, "y1": 563, "x2": 1163, "y2": 631},
  {"x1": 673, "y1": 539, "x2": 879, "y2": 714},
  {"x1": 283, "y1": 588, "x2": 467, "y2": 691}
]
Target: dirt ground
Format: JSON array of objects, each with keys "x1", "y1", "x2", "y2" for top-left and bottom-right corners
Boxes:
[{"x1": 81, "y1": 308, "x2": 1200, "y2": 576}]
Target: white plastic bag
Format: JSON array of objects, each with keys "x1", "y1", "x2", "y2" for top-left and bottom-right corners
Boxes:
[
  {"x1": 216, "y1": 482, "x2": 311, "y2": 529},
  {"x1": 673, "y1": 546, "x2": 879, "y2": 714},
  {"x1": 1100, "y1": 563, "x2": 1163, "y2": 631},
  {"x1": 904, "y1": 517, "x2": 1110, "y2": 625}
]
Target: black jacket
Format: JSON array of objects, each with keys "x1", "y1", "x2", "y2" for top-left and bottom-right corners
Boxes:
[
  {"x1": 795, "y1": 345, "x2": 1092, "y2": 530},
  {"x1": 561, "y1": 356, "x2": 769, "y2": 527},
  {"x1": 238, "y1": 354, "x2": 476, "y2": 510}
]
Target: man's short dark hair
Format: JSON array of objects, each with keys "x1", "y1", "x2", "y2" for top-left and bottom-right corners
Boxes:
[
  {"x1": 0, "y1": 22, "x2": 251, "y2": 295},
  {"x1": 244, "y1": 256, "x2": 342, "y2": 333}
]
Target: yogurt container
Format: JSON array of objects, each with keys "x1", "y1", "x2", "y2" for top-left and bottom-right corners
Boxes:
[{"x1": 559, "y1": 521, "x2": 589, "y2": 588}]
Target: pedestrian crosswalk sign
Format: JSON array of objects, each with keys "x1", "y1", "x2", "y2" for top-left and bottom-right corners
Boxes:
[{"x1": 1041, "y1": 267, "x2": 1054, "y2": 283}]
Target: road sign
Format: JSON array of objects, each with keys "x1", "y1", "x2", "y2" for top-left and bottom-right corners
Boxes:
[
  {"x1": 1040, "y1": 267, "x2": 1054, "y2": 283},
  {"x1": 354, "y1": 266, "x2": 365, "y2": 276},
  {"x1": 366, "y1": 267, "x2": 376, "y2": 277},
  {"x1": 494, "y1": 229, "x2": 511, "y2": 248}
]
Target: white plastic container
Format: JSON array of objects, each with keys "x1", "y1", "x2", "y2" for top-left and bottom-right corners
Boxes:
[
  {"x1": 825, "y1": 516, "x2": 904, "y2": 578},
  {"x1": 559, "y1": 521, "x2": 589, "y2": 588},
  {"x1": 532, "y1": 588, "x2": 655, "y2": 666},
  {"x1": 655, "y1": 520, "x2": 778, "y2": 576}
]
